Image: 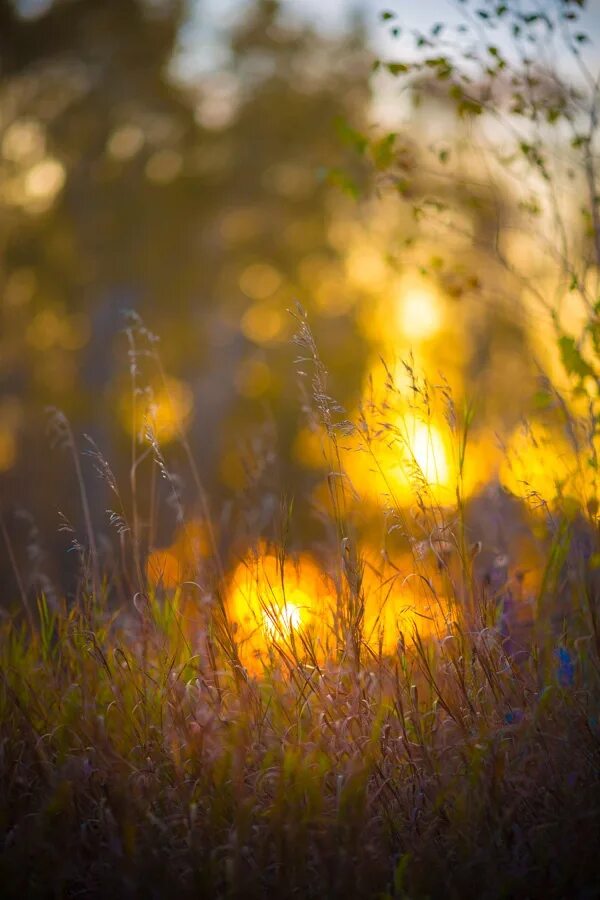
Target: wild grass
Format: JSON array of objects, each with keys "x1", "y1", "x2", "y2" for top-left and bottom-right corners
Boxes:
[{"x1": 1, "y1": 315, "x2": 600, "y2": 899}]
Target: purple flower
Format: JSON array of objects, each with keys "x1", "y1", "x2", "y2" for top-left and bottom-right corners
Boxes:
[{"x1": 555, "y1": 646, "x2": 575, "y2": 688}]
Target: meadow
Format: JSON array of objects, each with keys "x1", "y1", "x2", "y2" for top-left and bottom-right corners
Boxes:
[
  {"x1": 2, "y1": 310, "x2": 600, "y2": 899},
  {"x1": 2, "y1": 1, "x2": 600, "y2": 897}
]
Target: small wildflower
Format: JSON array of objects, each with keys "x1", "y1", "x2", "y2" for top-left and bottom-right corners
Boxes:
[{"x1": 555, "y1": 646, "x2": 575, "y2": 687}]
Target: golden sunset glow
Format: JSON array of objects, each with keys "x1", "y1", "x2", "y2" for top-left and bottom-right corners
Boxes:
[
  {"x1": 345, "y1": 411, "x2": 454, "y2": 506},
  {"x1": 361, "y1": 550, "x2": 450, "y2": 652},
  {"x1": 395, "y1": 280, "x2": 443, "y2": 342},
  {"x1": 500, "y1": 421, "x2": 579, "y2": 506},
  {"x1": 226, "y1": 547, "x2": 332, "y2": 671}
]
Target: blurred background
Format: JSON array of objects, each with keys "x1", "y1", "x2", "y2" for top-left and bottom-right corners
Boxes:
[{"x1": 1, "y1": 0, "x2": 599, "y2": 592}]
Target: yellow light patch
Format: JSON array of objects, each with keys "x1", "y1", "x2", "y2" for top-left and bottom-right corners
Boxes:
[
  {"x1": 240, "y1": 302, "x2": 285, "y2": 344},
  {"x1": 226, "y1": 547, "x2": 332, "y2": 672},
  {"x1": 121, "y1": 376, "x2": 194, "y2": 444},
  {"x1": 395, "y1": 279, "x2": 443, "y2": 341},
  {"x1": 239, "y1": 263, "x2": 282, "y2": 300}
]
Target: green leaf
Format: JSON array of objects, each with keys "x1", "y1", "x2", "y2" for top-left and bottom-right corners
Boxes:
[
  {"x1": 558, "y1": 334, "x2": 595, "y2": 380},
  {"x1": 326, "y1": 168, "x2": 359, "y2": 199},
  {"x1": 372, "y1": 133, "x2": 397, "y2": 170},
  {"x1": 393, "y1": 853, "x2": 412, "y2": 894},
  {"x1": 386, "y1": 62, "x2": 410, "y2": 76},
  {"x1": 334, "y1": 117, "x2": 368, "y2": 154}
]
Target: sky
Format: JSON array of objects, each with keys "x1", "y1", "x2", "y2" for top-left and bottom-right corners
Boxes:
[{"x1": 176, "y1": 0, "x2": 600, "y2": 80}]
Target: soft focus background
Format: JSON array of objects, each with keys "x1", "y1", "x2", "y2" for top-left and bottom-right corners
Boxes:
[{"x1": 1, "y1": 0, "x2": 600, "y2": 591}]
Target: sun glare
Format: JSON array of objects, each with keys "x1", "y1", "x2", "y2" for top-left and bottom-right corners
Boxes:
[
  {"x1": 346, "y1": 411, "x2": 453, "y2": 505},
  {"x1": 262, "y1": 601, "x2": 302, "y2": 637},
  {"x1": 402, "y1": 415, "x2": 449, "y2": 484},
  {"x1": 226, "y1": 548, "x2": 331, "y2": 671},
  {"x1": 396, "y1": 282, "x2": 443, "y2": 341}
]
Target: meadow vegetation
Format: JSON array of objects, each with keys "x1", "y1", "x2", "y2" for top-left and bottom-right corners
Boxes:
[
  {"x1": 2, "y1": 310, "x2": 600, "y2": 899},
  {"x1": 2, "y1": 1, "x2": 600, "y2": 897}
]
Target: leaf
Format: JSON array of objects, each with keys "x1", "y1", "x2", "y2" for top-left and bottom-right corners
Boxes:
[
  {"x1": 558, "y1": 335, "x2": 595, "y2": 380},
  {"x1": 386, "y1": 62, "x2": 410, "y2": 76},
  {"x1": 326, "y1": 168, "x2": 359, "y2": 200},
  {"x1": 393, "y1": 853, "x2": 412, "y2": 894},
  {"x1": 334, "y1": 117, "x2": 368, "y2": 155},
  {"x1": 372, "y1": 133, "x2": 397, "y2": 170}
]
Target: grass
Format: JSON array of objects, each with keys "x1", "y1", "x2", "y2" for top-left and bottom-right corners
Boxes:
[{"x1": 1, "y1": 315, "x2": 600, "y2": 899}]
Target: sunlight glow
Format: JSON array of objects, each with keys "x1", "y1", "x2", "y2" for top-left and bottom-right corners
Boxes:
[
  {"x1": 500, "y1": 421, "x2": 578, "y2": 506},
  {"x1": 345, "y1": 411, "x2": 453, "y2": 506},
  {"x1": 262, "y1": 601, "x2": 302, "y2": 637},
  {"x1": 121, "y1": 376, "x2": 194, "y2": 443},
  {"x1": 398, "y1": 415, "x2": 449, "y2": 485},
  {"x1": 396, "y1": 284, "x2": 443, "y2": 341},
  {"x1": 227, "y1": 548, "x2": 330, "y2": 671},
  {"x1": 361, "y1": 548, "x2": 450, "y2": 652}
]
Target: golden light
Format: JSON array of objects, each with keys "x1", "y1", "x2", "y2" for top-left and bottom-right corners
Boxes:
[
  {"x1": 240, "y1": 302, "x2": 285, "y2": 344},
  {"x1": 395, "y1": 279, "x2": 443, "y2": 342},
  {"x1": 146, "y1": 519, "x2": 211, "y2": 589},
  {"x1": 345, "y1": 412, "x2": 453, "y2": 506},
  {"x1": 361, "y1": 549, "x2": 450, "y2": 653},
  {"x1": 26, "y1": 309, "x2": 63, "y2": 351},
  {"x1": 147, "y1": 549, "x2": 181, "y2": 589},
  {"x1": 226, "y1": 547, "x2": 333, "y2": 672},
  {"x1": 24, "y1": 157, "x2": 65, "y2": 203},
  {"x1": 400, "y1": 414, "x2": 449, "y2": 485},
  {"x1": 262, "y1": 601, "x2": 302, "y2": 638},
  {"x1": 500, "y1": 421, "x2": 578, "y2": 507},
  {"x1": 121, "y1": 376, "x2": 194, "y2": 443},
  {"x1": 107, "y1": 124, "x2": 145, "y2": 160},
  {"x1": 2, "y1": 119, "x2": 45, "y2": 163},
  {"x1": 0, "y1": 428, "x2": 17, "y2": 472},
  {"x1": 234, "y1": 357, "x2": 272, "y2": 397},
  {"x1": 345, "y1": 246, "x2": 387, "y2": 290},
  {"x1": 4, "y1": 268, "x2": 36, "y2": 308},
  {"x1": 239, "y1": 263, "x2": 282, "y2": 300}
]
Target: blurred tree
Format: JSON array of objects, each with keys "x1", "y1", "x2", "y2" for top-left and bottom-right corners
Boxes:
[{"x1": 0, "y1": 0, "x2": 372, "y2": 588}]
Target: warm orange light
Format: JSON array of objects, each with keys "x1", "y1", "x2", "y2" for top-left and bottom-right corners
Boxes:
[
  {"x1": 226, "y1": 546, "x2": 333, "y2": 672},
  {"x1": 500, "y1": 421, "x2": 580, "y2": 507},
  {"x1": 262, "y1": 600, "x2": 302, "y2": 638},
  {"x1": 146, "y1": 519, "x2": 211, "y2": 589},
  {"x1": 147, "y1": 549, "x2": 181, "y2": 589},
  {"x1": 121, "y1": 376, "x2": 194, "y2": 444},
  {"x1": 361, "y1": 549, "x2": 450, "y2": 653},
  {"x1": 346, "y1": 412, "x2": 453, "y2": 506}
]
